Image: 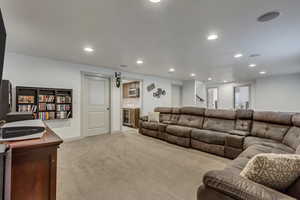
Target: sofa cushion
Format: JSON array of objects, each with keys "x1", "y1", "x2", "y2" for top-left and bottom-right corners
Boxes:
[
  {"x1": 191, "y1": 139, "x2": 224, "y2": 156},
  {"x1": 226, "y1": 157, "x2": 250, "y2": 171},
  {"x1": 283, "y1": 127, "x2": 300, "y2": 150},
  {"x1": 166, "y1": 125, "x2": 192, "y2": 138},
  {"x1": 205, "y1": 109, "x2": 236, "y2": 120},
  {"x1": 251, "y1": 121, "x2": 290, "y2": 142},
  {"x1": 292, "y1": 114, "x2": 300, "y2": 127},
  {"x1": 239, "y1": 144, "x2": 294, "y2": 159},
  {"x1": 169, "y1": 108, "x2": 181, "y2": 124},
  {"x1": 244, "y1": 136, "x2": 280, "y2": 149},
  {"x1": 225, "y1": 135, "x2": 244, "y2": 149},
  {"x1": 178, "y1": 115, "x2": 204, "y2": 129},
  {"x1": 240, "y1": 153, "x2": 300, "y2": 191},
  {"x1": 154, "y1": 107, "x2": 172, "y2": 113},
  {"x1": 236, "y1": 119, "x2": 252, "y2": 132},
  {"x1": 154, "y1": 107, "x2": 173, "y2": 123},
  {"x1": 141, "y1": 128, "x2": 158, "y2": 138},
  {"x1": 165, "y1": 133, "x2": 190, "y2": 147},
  {"x1": 191, "y1": 129, "x2": 228, "y2": 145},
  {"x1": 253, "y1": 111, "x2": 293, "y2": 125},
  {"x1": 142, "y1": 121, "x2": 159, "y2": 130},
  {"x1": 203, "y1": 170, "x2": 296, "y2": 200},
  {"x1": 180, "y1": 107, "x2": 205, "y2": 116},
  {"x1": 236, "y1": 109, "x2": 253, "y2": 119},
  {"x1": 203, "y1": 118, "x2": 235, "y2": 133}
]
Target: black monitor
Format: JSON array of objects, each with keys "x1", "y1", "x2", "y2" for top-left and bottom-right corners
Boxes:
[{"x1": 0, "y1": 9, "x2": 7, "y2": 88}]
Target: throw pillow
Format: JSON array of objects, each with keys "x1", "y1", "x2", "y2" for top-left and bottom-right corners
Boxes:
[
  {"x1": 240, "y1": 153, "x2": 300, "y2": 191},
  {"x1": 148, "y1": 112, "x2": 160, "y2": 122}
]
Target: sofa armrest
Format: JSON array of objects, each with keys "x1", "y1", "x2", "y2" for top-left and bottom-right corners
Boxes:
[
  {"x1": 203, "y1": 170, "x2": 296, "y2": 200},
  {"x1": 140, "y1": 116, "x2": 148, "y2": 121}
]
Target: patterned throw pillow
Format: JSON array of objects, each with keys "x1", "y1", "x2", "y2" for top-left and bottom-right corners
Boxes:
[
  {"x1": 148, "y1": 112, "x2": 160, "y2": 122},
  {"x1": 240, "y1": 153, "x2": 300, "y2": 191}
]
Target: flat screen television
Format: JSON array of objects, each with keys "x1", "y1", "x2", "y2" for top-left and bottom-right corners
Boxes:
[{"x1": 0, "y1": 9, "x2": 6, "y2": 88}]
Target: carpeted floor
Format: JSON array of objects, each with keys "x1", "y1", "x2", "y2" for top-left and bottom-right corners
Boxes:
[{"x1": 57, "y1": 131, "x2": 230, "y2": 200}]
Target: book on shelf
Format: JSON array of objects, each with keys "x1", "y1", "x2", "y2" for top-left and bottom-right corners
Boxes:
[
  {"x1": 38, "y1": 112, "x2": 55, "y2": 120},
  {"x1": 39, "y1": 103, "x2": 55, "y2": 111},
  {"x1": 56, "y1": 104, "x2": 71, "y2": 111},
  {"x1": 56, "y1": 111, "x2": 71, "y2": 119},
  {"x1": 39, "y1": 95, "x2": 55, "y2": 103},
  {"x1": 56, "y1": 96, "x2": 72, "y2": 103},
  {"x1": 18, "y1": 95, "x2": 35, "y2": 103},
  {"x1": 18, "y1": 105, "x2": 37, "y2": 112}
]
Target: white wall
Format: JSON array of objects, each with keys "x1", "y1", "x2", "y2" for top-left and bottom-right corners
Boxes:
[
  {"x1": 3, "y1": 53, "x2": 182, "y2": 139},
  {"x1": 254, "y1": 74, "x2": 300, "y2": 112}
]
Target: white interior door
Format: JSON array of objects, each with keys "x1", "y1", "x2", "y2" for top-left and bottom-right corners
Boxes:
[
  {"x1": 172, "y1": 84, "x2": 182, "y2": 107},
  {"x1": 83, "y1": 75, "x2": 110, "y2": 136}
]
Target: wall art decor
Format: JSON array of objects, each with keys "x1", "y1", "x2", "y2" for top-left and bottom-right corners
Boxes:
[
  {"x1": 147, "y1": 83, "x2": 155, "y2": 92},
  {"x1": 114, "y1": 72, "x2": 122, "y2": 88}
]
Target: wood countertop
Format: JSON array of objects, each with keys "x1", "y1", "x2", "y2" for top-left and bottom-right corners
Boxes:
[{"x1": 1, "y1": 127, "x2": 63, "y2": 151}]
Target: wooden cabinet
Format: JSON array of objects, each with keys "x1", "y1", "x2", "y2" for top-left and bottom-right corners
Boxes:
[
  {"x1": 123, "y1": 81, "x2": 140, "y2": 98},
  {"x1": 123, "y1": 108, "x2": 140, "y2": 128},
  {"x1": 4, "y1": 128, "x2": 63, "y2": 200}
]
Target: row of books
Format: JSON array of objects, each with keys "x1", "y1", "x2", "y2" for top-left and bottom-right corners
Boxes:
[
  {"x1": 39, "y1": 103, "x2": 56, "y2": 111},
  {"x1": 56, "y1": 96, "x2": 72, "y2": 103},
  {"x1": 18, "y1": 96, "x2": 35, "y2": 104},
  {"x1": 56, "y1": 104, "x2": 71, "y2": 111},
  {"x1": 18, "y1": 105, "x2": 37, "y2": 112},
  {"x1": 39, "y1": 95, "x2": 55, "y2": 103},
  {"x1": 56, "y1": 111, "x2": 72, "y2": 119},
  {"x1": 37, "y1": 112, "x2": 56, "y2": 120}
]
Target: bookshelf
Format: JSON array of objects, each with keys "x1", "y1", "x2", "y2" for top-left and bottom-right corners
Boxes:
[{"x1": 16, "y1": 86, "x2": 73, "y2": 120}]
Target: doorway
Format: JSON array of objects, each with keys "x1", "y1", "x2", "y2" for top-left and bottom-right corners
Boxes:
[
  {"x1": 171, "y1": 84, "x2": 182, "y2": 107},
  {"x1": 82, "y1": 73, "x2": 111, "y2": 137}
]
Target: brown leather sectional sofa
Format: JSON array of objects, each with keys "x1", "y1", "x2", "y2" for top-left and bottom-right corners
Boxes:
[{"x1": 139, "y1": 107, "x2": 300, "y2": 200}]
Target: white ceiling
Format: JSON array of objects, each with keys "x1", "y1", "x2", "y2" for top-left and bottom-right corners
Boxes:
[{"x1": 1, "y1": 0, "x2": 300, "y2": 82}]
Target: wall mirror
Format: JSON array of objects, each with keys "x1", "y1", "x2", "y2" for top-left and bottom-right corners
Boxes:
[{"x1": 234, "y1": 85, "x2": 250, "y2": 109}]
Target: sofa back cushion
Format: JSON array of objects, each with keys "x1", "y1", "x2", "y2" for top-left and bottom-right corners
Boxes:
[
  {"x1": 178, "y1": 115, "x2": 204, "y2": 129},
  {"x1": 154, "y1": 107, "x2": 172, "y2": 123},
  {"x1": 170, "y1": 107, "x2": 181, "y2": 124},
  {"x1": 203, "y1": 109, "x2": 236, "y2": 133},
  {"x1": 283, "y1": 114, "x2": 300, "y2": 150},
  {"x1": 177, "y1": 107, "x2": 205, "y2": 129},
  {"x1": 250, "y1": 111, "x2": 292, "y2": 142},
  {"x1": 235, "y1": 110, "x2": 253, "y2": 132}
]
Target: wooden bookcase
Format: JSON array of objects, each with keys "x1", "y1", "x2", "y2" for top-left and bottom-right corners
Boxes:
[{"x1": 16, "y1": 86, "x2": 73, "y2": 120}]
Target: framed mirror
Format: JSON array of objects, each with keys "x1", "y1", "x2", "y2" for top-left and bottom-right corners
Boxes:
[
  {"x1": 207, "y1": 87, "x2": 218, "y2": 109},
  {"x1": 234, "y1": 85, "x2": 250, "y2": 109}
]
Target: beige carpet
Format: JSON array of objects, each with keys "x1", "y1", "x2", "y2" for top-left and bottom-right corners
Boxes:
[{"x1": 57, "y1": 131, "x2": 230, "y2": 200}]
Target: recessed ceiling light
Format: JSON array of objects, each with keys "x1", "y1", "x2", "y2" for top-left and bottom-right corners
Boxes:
[
  {"x1": 223, "y1": 80, "x2": 228, "y2": 83},
  {"x1": 258, "y1": 11, "x2": 280, "y2": 22},
  {"x1": 149, "y1": 0, "x2": 161, "y2": 3},
  {"x1": 260, "y1": 71, "x2": 266, "y2": 75},
  {"x1": 169, "y1": 68, "x2": 175, "y2": 72},
  {"x1": 84, "y1": 47, "x2": 94, "y2": 53},
  {"x1": 208, "y1": 77, "x2": 212, "y2": 81},
  {"x1": 207, "y1": 34, "x2": 218, "y2": 41},
  {"x1": 190, "y1": 73, "x2": 196, "y2": 77},
  {"x1": 249, "y1": 64, "x2": 257, "y2": 68},
  {"x1": 234, "y1": 53, "x2": 243, "y2": 58},
  {"x1": 136, "y1": 60, "x2": 144, "y2": 65}
]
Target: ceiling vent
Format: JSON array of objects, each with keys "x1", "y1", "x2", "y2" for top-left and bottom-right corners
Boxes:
[
  {"x1": 120, "y1": 65, "x2": 128, "y2": 68},
  {"x1": 258, "y1": 11, "x2": 280, "y2": 22},
  {"x1": 249, "y1": 54, "x2": 261, "y2": 58}
]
